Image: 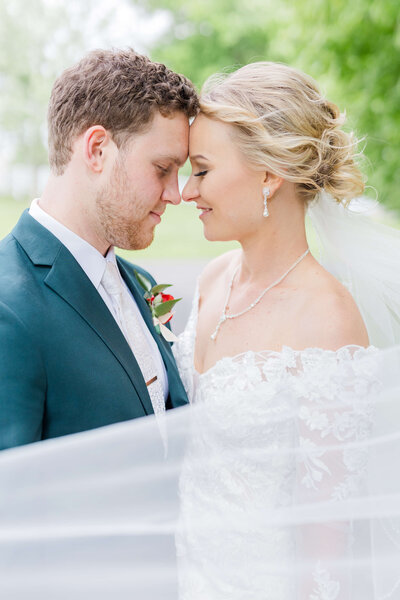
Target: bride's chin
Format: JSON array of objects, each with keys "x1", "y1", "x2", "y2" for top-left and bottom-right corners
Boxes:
[{"x1": 202, "y1": 226, "x2": 237, "y2": 243}]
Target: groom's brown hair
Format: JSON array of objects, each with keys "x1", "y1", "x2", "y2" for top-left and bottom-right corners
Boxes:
[{"x1": 47, "y1": 48, "x2": 199, "y2": 175}]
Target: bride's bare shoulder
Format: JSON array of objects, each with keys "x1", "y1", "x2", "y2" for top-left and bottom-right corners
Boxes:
[
  {"x1": 198, "y1": 250, "x2": 240, "y2": 295},
  {"x1": 300, "y1": 264, "x2": 370, "y2": 350}
]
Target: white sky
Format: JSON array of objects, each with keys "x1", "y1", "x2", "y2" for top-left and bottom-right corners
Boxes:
[
  {"x1": 46, "y1": 0, "x2": 172, "y2": 55},
  {"x1": 86, "y1": 1, "x2": 171, "y2": 52}
]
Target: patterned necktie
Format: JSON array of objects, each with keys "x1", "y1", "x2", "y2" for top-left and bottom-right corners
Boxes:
[{"x1": 101, "y1": 261, "x2": 165, "y2": 416}]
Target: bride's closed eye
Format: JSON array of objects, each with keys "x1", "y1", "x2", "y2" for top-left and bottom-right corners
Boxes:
[{"x1": 194, "y1": 170, "x2": 208, "y2": 177}]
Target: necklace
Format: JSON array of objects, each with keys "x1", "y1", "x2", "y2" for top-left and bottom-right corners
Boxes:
[{"x1": 210, "y1": 248, "x2": 310, "y2": 341}]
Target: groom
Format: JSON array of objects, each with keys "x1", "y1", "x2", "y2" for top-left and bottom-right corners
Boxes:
[{"x1": 0, "y1": 49, "x2": 199, "y2": 450}]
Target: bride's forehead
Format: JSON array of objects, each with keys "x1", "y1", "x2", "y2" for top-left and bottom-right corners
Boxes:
[{"x1": 189, "y1": 114, "x2": 234, "y2": 147}]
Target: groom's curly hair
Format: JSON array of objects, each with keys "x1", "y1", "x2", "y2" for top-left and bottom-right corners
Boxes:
[{"x1": 47, "y1": 48, "x2": 199, "y2": 175}]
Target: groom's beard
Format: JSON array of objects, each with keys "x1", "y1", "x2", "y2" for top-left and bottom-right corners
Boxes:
[{"x1": 95, "y1": 157, "x2": 156, "y2": 251}]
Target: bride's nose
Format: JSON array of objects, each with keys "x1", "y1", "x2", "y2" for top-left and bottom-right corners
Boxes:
[{"x1": 181, "y1": 176, "x2": 200, "y2": 203}]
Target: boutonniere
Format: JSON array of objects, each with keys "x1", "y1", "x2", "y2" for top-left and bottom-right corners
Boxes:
[{"x1": 134, "y1": 270, "x2": 181, "y2": 343}]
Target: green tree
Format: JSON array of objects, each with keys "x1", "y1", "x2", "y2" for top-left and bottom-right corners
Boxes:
[{"x1": 138, "y1": 0, "x2": 400, "y2": 209}]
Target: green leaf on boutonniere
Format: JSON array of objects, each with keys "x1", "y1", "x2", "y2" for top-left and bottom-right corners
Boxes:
[
  {"x1": 150, "y1": 283, "x2": 173, "y2": 295},
  {"x1": 153, "y1": 293, "x2": 164, "y2": 306},
  {"x1": 154, "y1": 298, "x2": 181, "y2": 317},
  {"x1": 134, "y1": 270, "x2": 152, "y2": 292}
]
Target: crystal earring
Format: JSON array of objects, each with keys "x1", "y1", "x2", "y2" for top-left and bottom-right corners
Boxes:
[{"x1": 263, "y1": 186, "x2": 270, "y2": 217}]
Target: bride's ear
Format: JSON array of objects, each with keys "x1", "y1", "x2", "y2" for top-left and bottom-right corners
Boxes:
[{"x1": 262, "y1": 172, "x2": 284, "y2": 197}]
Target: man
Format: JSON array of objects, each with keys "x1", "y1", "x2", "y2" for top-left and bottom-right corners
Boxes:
[{"x1": 0, "y1": 48, "x2": 199, "y2": 450}]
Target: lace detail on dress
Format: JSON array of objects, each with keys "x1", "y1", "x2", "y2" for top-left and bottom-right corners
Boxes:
[
  {"x1": 173, "y1": 289, "x2": 380, "y2": 600},
  {"x1": 310, "y1": 562, "x2": 340, "y2": 600}
]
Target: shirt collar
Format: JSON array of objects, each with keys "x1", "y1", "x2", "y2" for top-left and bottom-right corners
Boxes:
[{"x1": 29, "y1": 198, "x2": 115, "y2": 290}]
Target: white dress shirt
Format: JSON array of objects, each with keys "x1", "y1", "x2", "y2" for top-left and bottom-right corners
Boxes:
[{"x1": 29, "y1": 198, "x2": 168, "y2": 399}]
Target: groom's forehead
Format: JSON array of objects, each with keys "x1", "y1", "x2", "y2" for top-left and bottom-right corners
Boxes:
[
  {"x1": 130, "y1": 111, "x2": 188, "y2": 146},
  {"x1": 134, "y1": 120, "x2": 189, "y2": 164},
  {"x1": 124, "y1": 140, "x2": 188, "y2": 167},
  {"x1": 124, "y1": 136, "x2": 188, "y2": 166}
]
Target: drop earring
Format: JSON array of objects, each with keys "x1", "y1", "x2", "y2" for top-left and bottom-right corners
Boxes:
[{"x1": 263, "y1": 186, "x2": 270, "y2": 217}]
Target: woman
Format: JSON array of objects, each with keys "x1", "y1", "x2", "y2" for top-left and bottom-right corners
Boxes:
[
  {"x1": 180, "y1": 61, "x2": 369, "y2": 373},
  {"x1": 172, "y1": 62, "x2": 400, "y2": 598}
]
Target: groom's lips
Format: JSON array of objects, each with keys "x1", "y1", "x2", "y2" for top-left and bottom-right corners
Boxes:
[{"x1": 149, "y1": 210, "x2": 163, "y2": 224}]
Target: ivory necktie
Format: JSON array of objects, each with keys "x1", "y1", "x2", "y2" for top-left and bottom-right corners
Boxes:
[{"x1": 101, "y1": 261, "x2": 165, "y2": 416}]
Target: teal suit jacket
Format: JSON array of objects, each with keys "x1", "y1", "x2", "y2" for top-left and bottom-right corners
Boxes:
[{"x1": 0, "y1": 211, "x2": 188, "y2": 450}]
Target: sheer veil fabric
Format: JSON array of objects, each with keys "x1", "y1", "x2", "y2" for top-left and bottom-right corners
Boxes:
[
  {"x1": 1, "y1": 350, "x2": 400, "y2": 599},
  {"x1": 1, "y1": 193, "x2": 400, "y2": 599},
  {"x1": 307, "y1": 192, "x2": 400, "y2": 349}
]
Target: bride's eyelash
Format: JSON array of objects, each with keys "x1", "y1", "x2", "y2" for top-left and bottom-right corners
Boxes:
[{"x1": 194, "y1": 170, "x2": 208, "y2": 177}]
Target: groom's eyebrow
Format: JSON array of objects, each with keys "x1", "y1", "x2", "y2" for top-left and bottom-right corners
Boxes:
[{"x1": 157, "y1": 154, "x2": 187, "y2": 167}]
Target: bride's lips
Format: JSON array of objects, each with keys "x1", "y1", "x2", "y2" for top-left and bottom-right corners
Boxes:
[{"x1": 197, "y1": 206, "x2": 213, "y2": 219}]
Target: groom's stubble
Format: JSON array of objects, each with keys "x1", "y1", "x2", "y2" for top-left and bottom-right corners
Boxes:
[{"x1": 94, "y1": 151, "x2": 160, "y2": 252}]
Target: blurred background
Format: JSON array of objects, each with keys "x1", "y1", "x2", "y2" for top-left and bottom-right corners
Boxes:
[{"x1": 1, "y1": 0, "x2": 399, "y2": 329}]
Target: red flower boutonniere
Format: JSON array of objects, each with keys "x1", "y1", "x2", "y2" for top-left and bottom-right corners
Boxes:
[{"x1": 134, "y1": 270, "x2": 181, "y2": 343}]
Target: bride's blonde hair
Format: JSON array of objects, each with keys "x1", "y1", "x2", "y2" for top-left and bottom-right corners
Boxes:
[{"x1": 200, "y1": 62, "x2": 364, "y2": 204}]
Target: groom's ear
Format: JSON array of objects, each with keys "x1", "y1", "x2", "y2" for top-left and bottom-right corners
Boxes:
[{"x1": 82, "y1": 126, "x2": 114, "y2": 173}]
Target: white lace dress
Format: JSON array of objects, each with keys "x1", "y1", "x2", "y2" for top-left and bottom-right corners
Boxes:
[{"x1": 172, "y1": 289, "x2": 379, "y2": 600}]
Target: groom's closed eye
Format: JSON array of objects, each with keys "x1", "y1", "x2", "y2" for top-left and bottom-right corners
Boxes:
[{"x1": 156, "y1": 165, "x2": 171, "y2": 176}]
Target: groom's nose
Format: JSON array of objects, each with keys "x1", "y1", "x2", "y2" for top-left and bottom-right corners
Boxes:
[{"x1": 162, "y1": 177, "x2": 181, "y2": 205}]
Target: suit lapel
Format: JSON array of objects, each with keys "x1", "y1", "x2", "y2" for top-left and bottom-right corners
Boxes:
[
  {"x1": 12, "y1": 212, "x2": 154, "y2": 415},
  {"x1": 44, "y1": 246, "x2": 154, "y2": 415},
  {"x1": 12, "y1": 211, "x2": 185, "y2": 411}
]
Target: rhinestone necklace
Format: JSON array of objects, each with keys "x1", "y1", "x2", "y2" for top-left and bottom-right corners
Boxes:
[{"x1": 210, "y1": 248, "x2": 310, "y2": 341}]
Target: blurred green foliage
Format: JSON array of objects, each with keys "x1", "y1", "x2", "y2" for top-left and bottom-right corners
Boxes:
[{"x1": 137, "y1": 0, "x2": 400, "y2": 210}]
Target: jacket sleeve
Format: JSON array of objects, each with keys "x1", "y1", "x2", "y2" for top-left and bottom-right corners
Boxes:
[{"x1": 0, "y1": 301, "x2": 46, "y2": 450}]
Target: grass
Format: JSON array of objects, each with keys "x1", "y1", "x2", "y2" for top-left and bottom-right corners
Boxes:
[{"x1": 1, "y1": 196, "x2": 399, "y2": 262}]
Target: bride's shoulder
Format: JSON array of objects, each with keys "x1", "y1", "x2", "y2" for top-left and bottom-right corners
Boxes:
[
  {"x1": 198, "y1": 250, "x2": 240, "y2": 295},
  {"x1": 300, "y1": 263, "x2": 370, "y2": 350}
]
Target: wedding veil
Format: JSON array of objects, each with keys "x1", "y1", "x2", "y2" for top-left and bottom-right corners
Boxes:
[
  {"x1": 307, "y1": 191, "x2": 400, "y2": 348},
  {"x1": 1, "y1": 358, "x2": 400, "y2": 600}
]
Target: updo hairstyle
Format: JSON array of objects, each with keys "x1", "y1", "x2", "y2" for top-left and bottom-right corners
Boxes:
[{"x1": 200, "y1": 62, "x2": 364, "y2": 205}]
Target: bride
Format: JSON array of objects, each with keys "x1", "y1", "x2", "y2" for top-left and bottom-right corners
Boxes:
[
  {"x1": 172, "y1": 62, "x2": 400, "y2": 599},
  {"x1": 1, "y1": 62, "x2": 400, "y2": 600},
  {"x1": 180, "y1": 62, "x2": 368, "y2": 371}
]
